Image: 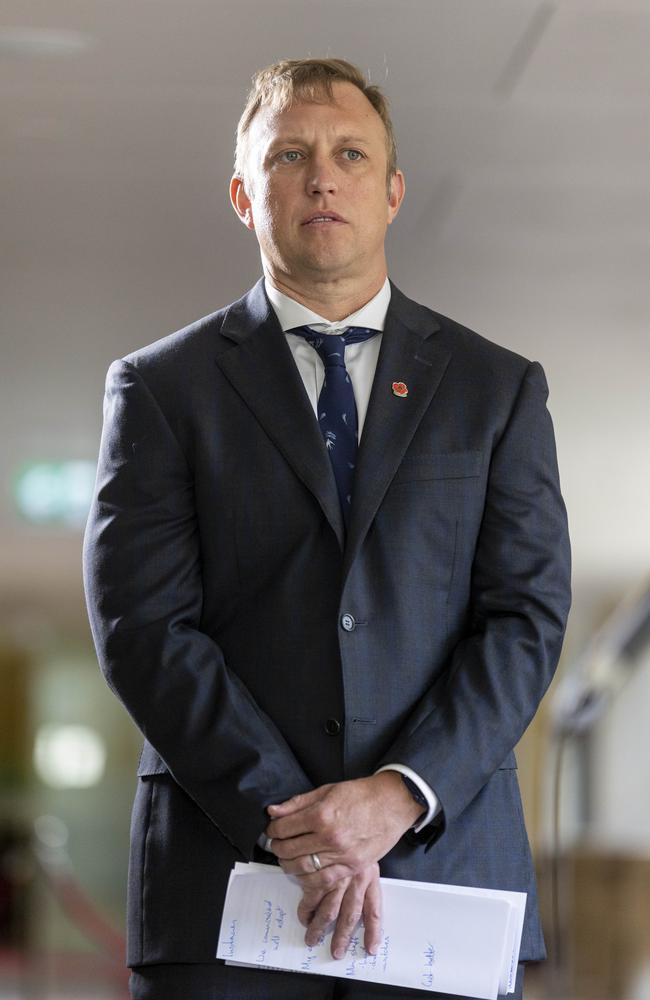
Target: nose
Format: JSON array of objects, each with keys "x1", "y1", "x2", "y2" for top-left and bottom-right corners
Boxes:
[{"x1": 306, "y1": 155, "x2": 338, "y2": 196}]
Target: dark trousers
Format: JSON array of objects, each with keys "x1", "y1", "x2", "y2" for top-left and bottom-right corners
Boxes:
[{"x1": 129, "y1": 961, "x2": 525, "y2": 999}]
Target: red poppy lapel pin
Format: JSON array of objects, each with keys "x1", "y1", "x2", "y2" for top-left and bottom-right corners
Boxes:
[{"x1": 392, "y1": 381, "x2": 409, "y2": 398}]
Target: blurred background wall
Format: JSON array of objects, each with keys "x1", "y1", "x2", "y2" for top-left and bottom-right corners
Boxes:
[{"x1": 1, "y1": 2, "x2": 649, "y2": 997}]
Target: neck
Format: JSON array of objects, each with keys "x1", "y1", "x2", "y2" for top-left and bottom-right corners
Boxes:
[{"x1": 263, "y1": 262, "x2": 387, "y2": 322}]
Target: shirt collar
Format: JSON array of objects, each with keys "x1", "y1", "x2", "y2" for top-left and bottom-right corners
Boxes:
[{"x1": 264, "y1": 276, "x2": 391, "y2": 335}]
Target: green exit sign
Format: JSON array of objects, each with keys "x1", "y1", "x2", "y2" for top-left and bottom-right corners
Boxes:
[{"x1": 13, "y1": 461, "x2": 96, "y2": 527}]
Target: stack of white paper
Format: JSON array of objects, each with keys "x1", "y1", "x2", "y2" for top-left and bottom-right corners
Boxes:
[{"x1": 216, "y1": 862, "x2": 526, "y2": 999}]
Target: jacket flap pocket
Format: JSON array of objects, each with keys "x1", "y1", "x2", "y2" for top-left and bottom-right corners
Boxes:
[
  {"x1": 137, "y1": 740, "x2": 170, "y2": 777},
  {"x1": 393, "y1": 449, "x2": 483, "y2": 483}
]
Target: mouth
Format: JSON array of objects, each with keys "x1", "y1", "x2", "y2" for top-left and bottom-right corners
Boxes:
[{"x1": 301, "y1": 212, "x2": 347, "y2": 226}]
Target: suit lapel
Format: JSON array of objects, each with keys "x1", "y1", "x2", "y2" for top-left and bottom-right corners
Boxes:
[
  {"x1": 342, "y1": 283, "x2": 451, "y2": 580},
  {"x1": 215, "y1": 280, "x2": 345, "y2": 549}
]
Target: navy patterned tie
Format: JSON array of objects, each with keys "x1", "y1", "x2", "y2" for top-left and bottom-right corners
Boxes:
[{"x1": 291, "y1": 325, "x2": 379, "y2": 524}]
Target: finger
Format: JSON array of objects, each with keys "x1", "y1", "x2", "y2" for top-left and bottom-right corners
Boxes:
[
  {"x1": 277, "y1": 854, "x2": 335, "y2": 876},
  {"x1": 267, "y1": 809, "x2": 351, "y2": 849},
  {"x1": 267, "y1": 786, "x2": 329, "y2": 817},
  {"x1": 295, "y1": 864, "x2": 364, "y2": 928},
  {"x1": 297, "y1": 886, "x2": 328, "y2": 927},
  {"x1": 281, "y1": 862, "x2": 354, "y2": 893},
  {"x1": 361, "y1": 875, "x2": 382, "y2": 956},
  {"x1": 268, "y1": 833, "x2": 321, "y2": 860},
  {"x1": 271, "y1": 841, "x2": 368, "y2": 886},
  {"x1": 266, "y1": 810, "x2": 322, "y2": 841},
  {"x1": 330, "y1": 875, "x2": 366, "y2": 959},
  {"x1": 303, "y1": 882, "x2": 348, "y2": 947}
]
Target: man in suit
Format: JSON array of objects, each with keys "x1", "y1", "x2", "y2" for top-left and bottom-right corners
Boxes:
[{"x1": 83, "y1": 58, "x2": 571, "y2": 999}]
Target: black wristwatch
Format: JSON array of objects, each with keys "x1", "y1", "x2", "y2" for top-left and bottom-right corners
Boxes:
[{"x1": 401, "y1": 774, "x2": 428, "y2": 812}]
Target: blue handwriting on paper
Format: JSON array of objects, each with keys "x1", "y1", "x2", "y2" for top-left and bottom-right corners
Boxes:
[
  {"x1": 345, "y1": 935, "x2": 361, "y2": 978},
  {"x1": 222, "y1": 919, "x2": 237, "y2": 958},
  {"x1": 379, "y1": 935, "x2": 390, "y2": 973},
  {"x1": 356, "y1": 948, "x2": 377, "y2": 971},
  {"x1": 262, "y1": 899, "x2": 272, "y2": 943},
  {"x1": 301, "y1": 944, "x2": 317, "y2": 973},
  {"x1": 275, "y1": 905, "x2": 286, "y2": 929},
  {"x1": 421, "y1": 943, "x2": 435, "y2": 988}
]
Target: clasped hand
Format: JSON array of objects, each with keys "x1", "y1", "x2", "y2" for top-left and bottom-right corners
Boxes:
[{"x1": 265, "y1": 772, "x2": 424, "y2": 959}]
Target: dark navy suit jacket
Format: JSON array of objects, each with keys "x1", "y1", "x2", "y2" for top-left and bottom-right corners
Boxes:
[{"x1": 83, "y1": 279, "x2": 571, "y2": 967}]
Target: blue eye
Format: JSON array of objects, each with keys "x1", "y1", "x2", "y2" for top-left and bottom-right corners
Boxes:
[
  {"x1": 278, "y1": 150, "x2": 302, "y2": 163},
  {"x1": 342, "y1": 149, "x2": 363, "y2": 161}
]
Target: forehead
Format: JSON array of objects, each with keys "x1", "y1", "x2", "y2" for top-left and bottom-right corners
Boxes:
[{"x1": 249, "y1": 81, "x2": 385, "y2": 148}]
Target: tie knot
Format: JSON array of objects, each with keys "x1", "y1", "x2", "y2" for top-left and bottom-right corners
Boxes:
[
  {"x1": 291, "y1": 325, "x2": 378, "y2": 367},
  {"x1": 342, "y1": 325, "x2": 378, "y2": 345}
]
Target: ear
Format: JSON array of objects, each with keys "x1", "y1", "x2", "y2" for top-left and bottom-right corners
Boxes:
[
  {"x1": 230, "y1": 175, "x2": 255, "y2": 230},
  {"x1": 387, "y1": 169, "x2": 405, "y2": 225}
]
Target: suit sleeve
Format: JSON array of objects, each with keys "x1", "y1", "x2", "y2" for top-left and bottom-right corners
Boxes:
[
  {"x1": 83, "y1": 359, "x2": 313, "y2": 858},
  {"x1": 377, "y1": 361, "x2": 571, "y2": 846}
]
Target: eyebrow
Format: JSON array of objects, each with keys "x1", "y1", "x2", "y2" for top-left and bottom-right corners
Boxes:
[{"x1": 267, "y1": 134, "x2": 371, "y2": 148}]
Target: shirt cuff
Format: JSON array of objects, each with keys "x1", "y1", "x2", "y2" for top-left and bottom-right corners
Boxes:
[{"x1": 375, "y1": 763, "x2": 440, "y2": 833}]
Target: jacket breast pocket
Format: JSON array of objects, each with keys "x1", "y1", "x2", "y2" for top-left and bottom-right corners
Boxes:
[{"x1": 391, "y1": 449, "x2": 483, "y2": 485}]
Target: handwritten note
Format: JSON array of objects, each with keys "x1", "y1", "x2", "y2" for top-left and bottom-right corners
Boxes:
[{"x1": 217, "y1": 863, "x2": 526, "y2": 999}]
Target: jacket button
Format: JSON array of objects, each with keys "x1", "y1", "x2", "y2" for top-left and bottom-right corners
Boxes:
[
  {"x1": 324, "y1": 718, "x2": 342, "y2": 736},
  {"x1": 340, "y1": 613, "x2": 356, "y2": 632}
]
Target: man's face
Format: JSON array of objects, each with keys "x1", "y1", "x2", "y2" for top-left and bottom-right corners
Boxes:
[{"x1": 231, "y1": 81, "x2": 405, "y2": 288}]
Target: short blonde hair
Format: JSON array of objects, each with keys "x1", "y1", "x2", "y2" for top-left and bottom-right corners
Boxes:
[{"x1": 234, "y1": 58, "x2": 398, "y2": 189}]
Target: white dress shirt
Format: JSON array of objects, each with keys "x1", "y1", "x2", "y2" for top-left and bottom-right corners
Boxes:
[
  {"x1": 264, "y1": 278, "x2": 439, "y2": 832},
  {"x1": 265, "y1": 277, "x2": 388, "y2": 438}
]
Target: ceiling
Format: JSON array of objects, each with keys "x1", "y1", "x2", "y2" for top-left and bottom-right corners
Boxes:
[{"x1": 1, "y1": 0, "x2": 649, "y2": 635}]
